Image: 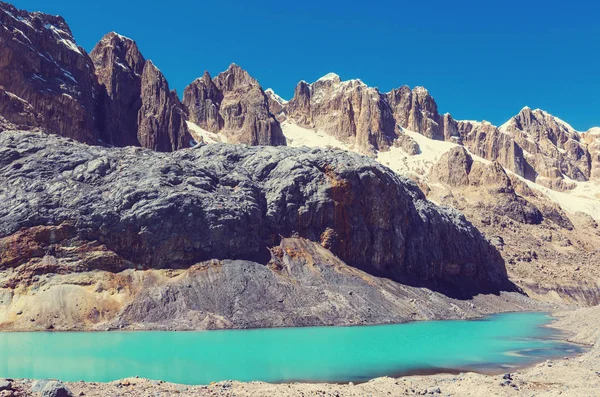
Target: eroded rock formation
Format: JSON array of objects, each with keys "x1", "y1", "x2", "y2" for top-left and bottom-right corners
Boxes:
[
  {"x1": 285, "y1": 73, "x2": 396, "y2": 153},
  {"x1": 0, "y1": 130, "x2": 509, "y2": 292},
  {"x1": 0, "y1": 1, "x2": 98, "y2": 142},
  {"x1": 183, "y1": 64, "x2": 285, "y2": 146}
]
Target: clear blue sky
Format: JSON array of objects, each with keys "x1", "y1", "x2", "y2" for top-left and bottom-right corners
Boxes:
[{"x1": 12, "y1": 0, "x2": 600, "y2": 130}]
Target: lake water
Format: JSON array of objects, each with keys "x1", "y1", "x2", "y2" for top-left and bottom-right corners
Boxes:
[{"x1": 0, "y1": 312, "x2": 582, "y2": 385}]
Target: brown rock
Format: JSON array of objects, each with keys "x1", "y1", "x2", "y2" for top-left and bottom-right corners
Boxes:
[
  {"x1": 0, "y1": 87, "x2": 42, "y2": 131},
  {"x1": 286, "y1": 73, "x2": 396, "y2": 153},
  {"x1": 137, "y1": 60, "x2": 191, "y2": 152},
  {"x1": 90, "y1": 32, "x2": 145, "y2": 147},
  {"x1": 183, "y1": 64, "x2": 285, "y2": 146},
  {"x1": 0, "y1": 1, "x2": 98, "y2": 142}
]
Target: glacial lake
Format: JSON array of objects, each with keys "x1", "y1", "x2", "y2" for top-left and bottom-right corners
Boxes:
[{"x1": 0, "y1": 312, "x2": 582, "y2": 385}]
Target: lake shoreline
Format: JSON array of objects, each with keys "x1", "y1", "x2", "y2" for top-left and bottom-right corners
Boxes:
[{"x1": 3, "y1": 306, "x2": 599, "y2": 396}]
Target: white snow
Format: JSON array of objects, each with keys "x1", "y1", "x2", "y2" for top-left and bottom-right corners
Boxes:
[
  {"x1": 265, "y1": 88, "x2": 288, "y2": 104},
  {"x1": 186, "y1": 121, "x2": 228, "y2": 144},
  {"x1": 281, "y1": 121, "x2": 350, "y2": 150},
  {"x1": 522, "y1": 178, "x2": 600, "y2": 221},
  {"x1": 316, "y1": 72, "x2": 340, "y2": 82}
]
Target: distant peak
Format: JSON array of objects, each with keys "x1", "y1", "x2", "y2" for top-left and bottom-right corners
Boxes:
[
  {"x1": 265, "y1": 88, "x2": 288, "y2": 104},
  {"x1": 106, "y1": 31, "x2": 133, "y2": 41},
  {"x1": 316, "y1": 72, "x2": 340, "y2": 83},
  {"x1": 412, "y1": 86, "x2": 429, "y2": 95}
]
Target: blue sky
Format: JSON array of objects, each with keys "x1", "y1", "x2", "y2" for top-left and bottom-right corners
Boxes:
[{"x1": 13, "y1": 0, "x2": 600, "y2": 130}]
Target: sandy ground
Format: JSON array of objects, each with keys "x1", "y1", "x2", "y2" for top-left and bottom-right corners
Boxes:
[{"x1": 3, "y1": 306, "x2": 599, "y2": 397}]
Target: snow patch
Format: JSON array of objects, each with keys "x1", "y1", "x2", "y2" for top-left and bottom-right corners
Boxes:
[
  {"x1": 265, "y1": 88, "x2": 288, "y2": 104},
  {"x1": 316, "y1": 72, "x2": 340, "y2": 82},
  {"x1": 186, "y1": 121, "x2": 227, "y2": 144}
]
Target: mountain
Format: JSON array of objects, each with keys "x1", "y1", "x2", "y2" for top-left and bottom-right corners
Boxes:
[
  {"x1": 183, "y1": 64, "x2": 285, "y2": 146},
  {"x1": 0, "y1": 1, "x2": 99, "y2": 143},
  {"x1": 0, "y1": 2, "x2": 191, "y2": 151},
  {"x1": 1, "y1": 0, "x2": 599, "y2": 328},
  {"x1": 0, "y1": 130, "x2": 524, "y2": 330}
]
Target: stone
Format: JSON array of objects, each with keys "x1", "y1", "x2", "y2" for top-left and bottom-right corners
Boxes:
[
  {"x1": 40, "y1": 381, "x2": 73, "y2": 397},
  {"x1": 0, "y1": 2, "x2": 98, "y2": 142},
  {"x1": 137, "y1": 61, "x2": 191, "y2": 152},
  {"x1": 0, "y1": 130, "x2": 511, "y2": 293},
  {"x1": 0, "y1": 380, "x2": 11, "y2": 391},
  {"x1": 183, "y1": 64, "x2": 285, "y2": 146},
  {"x1": 286, "y1": 73, "x2": 396, "y2": 154}
]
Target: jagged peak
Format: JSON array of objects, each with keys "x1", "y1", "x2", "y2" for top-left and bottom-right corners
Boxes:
[
  {"x1": 265, "y1": 88, "x2": 288, "y2": 105},
  {"x1": 101, "y1": 31, "x2": 135, "y2": 43},
  {"x1": 412, "y1": 86, "x2": 430, "y2": 96},
  {"x1": 316, "y1": 72, "x2": 340, "y2": 83}
]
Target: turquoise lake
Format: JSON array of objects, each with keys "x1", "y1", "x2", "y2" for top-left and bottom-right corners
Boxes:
[{"x1": 0, "y1": 312, "x2": 582, "y2": 385}]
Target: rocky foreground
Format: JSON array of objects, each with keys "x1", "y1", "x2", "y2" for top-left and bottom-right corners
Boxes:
[
  {"x1": 0, "y1": 130, "x2": 532, "y2": 331},
  {"x1": 1, "y1": 305, "x2": 598, "y2": 397}
]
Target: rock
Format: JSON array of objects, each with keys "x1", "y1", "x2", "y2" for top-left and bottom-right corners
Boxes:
[
  {"x1": 501, "y1": 107, "x2": 590, "y2": 183},
  {"x1": 286, "y1": 73, "x2": 396, "y2": 154},
  {"x1": 0, "y1": 130, "x2": 511, "y2": 292},
  {"x1": 183, "y1": 64, "x2": 285, "y2": 146},
  {"x1": 0, "y1": 380, "x2": 11, "y2": 391},
  {"x1": 0, "y1": 2, "x2": 99, "y2": 142},
  {"x1": 503, "y1": 373, "x2": 512, "y2": 380},
  {"x1": 386, "y1": 85, "x2": 444, "y2": 141},
  {"x1": 90, "y1": 32, "x2": 145, "y2": 147},
  {"x1": 40, "y1": 381, "x2": 73, "y2": 397},
  {"x1": 137, "y1": 60, "x2": 191, "y2": 152},
  {"x1": 430, "y1": 148, "x2": 543, "y2": 225}
]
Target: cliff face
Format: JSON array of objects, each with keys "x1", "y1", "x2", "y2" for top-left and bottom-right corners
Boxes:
[
  {"x1": 0, "y1": 3, "x2": 191, "y2": 151},
  {"x1": 183, "y1": 64, "x2": 286, "y2": 146},
  {"x1": 0, "y1": 1, "x2": 99, "y2": 142},
  {"x1": 91, "y1": 33, "x2": 191, "y2": 151},
  {"x1": 0, "y1": 130, "x2": 509, "y2": 293},
  {"x1": 499, "y1": 107, "x2": 591, "y2": 186},
  {"x1": 136, "y1": 61, "x2": 191, "y2": 152},
  {"x1": 90, "y1": 32, "x2": 145, "y2": 147},
  {"x1": 285, "y1": 73, "x2": 397, "y2": 154}
]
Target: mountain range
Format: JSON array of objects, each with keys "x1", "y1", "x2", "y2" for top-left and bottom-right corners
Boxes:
[{"x1": 0, "y1": 1, "x2": 598, "y2": 331}]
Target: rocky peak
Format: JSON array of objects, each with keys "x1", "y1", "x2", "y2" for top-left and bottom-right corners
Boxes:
[
  {"x1": 264, "y1": 88, "x2": 287, "y2": 122},
  {"x1": 500, "y1": 107, "x2": 590, "y2": 183},
  {"x1": 90, "y1": 32, "x2": 191, "y2": 150},
  {"x1": 385, "y1": 85, "x2": 444, "y2": 141},
  {"x1": 183, "y1": 64, "x2": 285, "y2": 146},
  {"x1": 285, "y1": 74, "x2": 396, "y2": 154},
  {"x1": 137, "y1": 60, "x2": 191, "y2": 152},
  {"x1": 213, "y1": 63, "x2": 257, "y2": 92},
  {"x1": 0, "y1": 1, "x2": 98, "y2": 142},
  {"x1": 91, "y1": 32, "x2": 145, "y2": 77}
]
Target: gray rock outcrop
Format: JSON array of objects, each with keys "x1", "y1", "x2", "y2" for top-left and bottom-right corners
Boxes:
[{"x1": 0, "y1": 130, "x2": 509, "y2": 292}]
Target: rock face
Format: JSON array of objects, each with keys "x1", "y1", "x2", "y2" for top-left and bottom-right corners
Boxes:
[
  {"x1": 91, "y1": 32, "x2": 191, "y2": 151},
  {"x1": 0, "y1": 1, "x2": 99, "y2": 142},
  {"x1": 90, "y1": 32, "x2": 145, "y2": 147},
  {"x1": 582, "y1": 127, "x2": 600, "y2": 179},
  {"x1": 0, "y1": 87, "x2": 43, "y2": 130},
  {"x1": 385, "y1": 86, "x2": 444, "y2": 141},
  {"x1": 183, "y1": 64, "x2": 285, "y2": 146},
  {"x1": 137, "y1": 61, "x2": 191, "y2": 151},
  {"x1": 0, "y1": 130, "x2": 510, "y2": 293},
  {"x1": 0, "y1": 3, "x2": 191, "y2": 151},
  {"x1": 500, "y1": 107, "x2": 591, "y2": 184},
  {"x1": 286, "y1": 73, "x2": 396, "y2": 154},
  {"x1": 430, "y1": 147, "x2": 543, "y2": 225}
]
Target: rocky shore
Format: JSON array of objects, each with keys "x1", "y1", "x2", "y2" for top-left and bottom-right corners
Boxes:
[{"x1": 1, "y1": 305, "x2": 598, "y2": 397}]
